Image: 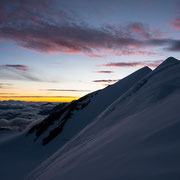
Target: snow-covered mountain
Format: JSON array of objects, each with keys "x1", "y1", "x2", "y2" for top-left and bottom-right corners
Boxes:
[
  {"x1": 26, "y1": 57, "x2": 180, "y2": 180},
  {"x1": 27, "y1": 66, "x2": 151, "y2": 146},
  {"x1": 1, "y1": 57, "x2": 180, "y2": 180},
  {"x1": 0, "y1": 62, "x2": 151, "y2": 180}
]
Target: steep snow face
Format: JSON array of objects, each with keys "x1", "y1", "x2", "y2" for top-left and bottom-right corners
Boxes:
[
  {"x1": 27, "y1": 66, "x2": 151, "y2": 146},
  {"x1": 27, "y1": 58, "x2": 180, "y2": 180},
  {"x1": 0, "y1": 66, "x2": 151, "y2": 180}
]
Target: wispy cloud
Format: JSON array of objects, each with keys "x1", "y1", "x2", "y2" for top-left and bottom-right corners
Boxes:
[
  {"x1": 0, "y1": 0, "x2": 179, "y2": 58},
  {"x1": 0, "y1": 64, "x2": 58, "y2": 82},
  {"x1": 170, "y1": 17, "x2": 180, "y2": 31},
  {"x1": 0, "y1": 65, "x2": 29, "y2": 71},
  {"x1": 41, "y1": 89, "x2": 91, "y2": 92},
  {"x1": 0, "y1": 83, "x2": 12, "y2": 88},
  {"x1": 128, "y1": 22, "x2": 161, "y2": 39},
  {"x1": 94, "y1": 71, "x2": 114, "y2": 74},
  {"x1": 165, "y1": 40, "x2": 180, "y2": 51},
  {"x1": 99, "y1": 60, "x2": 163, "y2": 68},
  {"x1": 93, "y1": 80, "x2": 119, "y2": 83}
]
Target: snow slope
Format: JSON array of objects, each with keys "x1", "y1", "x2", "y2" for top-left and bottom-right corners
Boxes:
[
  {"x1": 27, "y1": 57, "x2": 180, "y2": 180},
  {"x1": 27, "y1": 66, "x2": 151, "y2": 147},
  {"x1": 0, "y1": 65, "x2": 151, "y2": 180}
]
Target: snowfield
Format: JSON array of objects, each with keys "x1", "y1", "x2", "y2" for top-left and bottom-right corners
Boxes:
[{"x1": 1, "y1": 57, "x2": 180, "y2": 180}]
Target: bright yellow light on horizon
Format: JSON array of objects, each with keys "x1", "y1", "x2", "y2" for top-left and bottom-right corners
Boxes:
[{"x1": 0, "y1": 96, "x2": 80, "y2": 102}]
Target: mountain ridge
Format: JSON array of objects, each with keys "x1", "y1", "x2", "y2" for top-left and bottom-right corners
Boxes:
[
  {"x1": 1, "y1": 57, "x2": 180, "y2": 180},
  {"x1": 26, "y1": 57, "x2": 180, "y2": 180},
  {"x1": 27, "y1": 66, "x2": 152, "y2": 146}
]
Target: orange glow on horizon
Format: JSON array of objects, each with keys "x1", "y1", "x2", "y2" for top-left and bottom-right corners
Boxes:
[{"x1": 0, "y1": 96, "x2": 80, "y2": 102}]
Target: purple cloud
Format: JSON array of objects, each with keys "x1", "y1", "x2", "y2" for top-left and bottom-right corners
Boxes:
[
  {"x1": 1, "y1": 65, "x2": 29, "y2": 71},
  {"x1": 170, "y1": 17, "x2": 180, "y2": 31},
  {"x1": 93, "y1": 79, "x2": 119, "y2": 83},
  {"x1": 0, "y1": 0, "x2": 179, "y2": 58},
  {"x1": 99, "y1": 60, "x2": 163, "y2": 68},
  {"x1": 165, "y1": 40, "x2": 180, "y2": 51},
  {"x1": 0, "y1": 64, "x2": 57, "y2": 82},
  {"x1": 128, "y1": 23, "x2": 161, "y2": 39}
]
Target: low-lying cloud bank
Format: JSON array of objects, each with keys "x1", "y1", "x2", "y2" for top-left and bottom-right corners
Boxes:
[{"x1": 0, "y1": 101, "x2": 62, "y2": 131}]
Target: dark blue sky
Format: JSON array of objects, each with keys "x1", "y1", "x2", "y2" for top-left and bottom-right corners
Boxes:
[{"x1": 0, "y1": 0, "x2": 179, "y2": 101}]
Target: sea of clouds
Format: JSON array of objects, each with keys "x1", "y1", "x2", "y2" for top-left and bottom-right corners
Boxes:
[{"x1": 0, "y1": 101, "x2": 62, "y2": 131}]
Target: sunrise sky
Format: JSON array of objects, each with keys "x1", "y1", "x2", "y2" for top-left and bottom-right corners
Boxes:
[{"x1": 0, "y1": 0, "x2": 179, "y2": 102}]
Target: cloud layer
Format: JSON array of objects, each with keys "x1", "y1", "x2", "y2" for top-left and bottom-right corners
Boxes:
[
  {"x1": 0, "y1": 65, "x2": 29, "y2": 71},
  {"x1": 41, "y1": 89, "x2": 91, "y2": 92},
  {"x1": 99, "y1": 60, "x2": 164, "y2": 68},
  {"x1": 94, "y1": 71, "x2": 114, "y2": 74},
  {"x1": 0, "y1": 0, "x2": 179, "y2": 57},
  {"x1": 0, "y1": 83, "x2": 12, "y2": 88},
  {"x1": 93, "y1": 80, "x2": 119, "y2": 83},
  {"x1": 0, "y1": 64, "x2": 58, "y2": 82},
  {"x1": 171, "y1": 17, "x2": 180, "y2": 31},
  {"x1": 0, "y1": 100, "x2": 60, "y2": 131}
]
